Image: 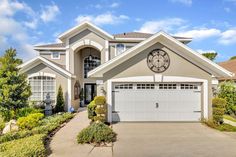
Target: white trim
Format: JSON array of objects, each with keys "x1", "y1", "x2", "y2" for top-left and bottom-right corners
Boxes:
[
  {"x1": 59, "y1": 21, "x2": 113, "y2": 41},
  {"x1": 34, "y1": 47, "x2": 66, "y2": 50},
  {"x1": 28, "y1": 72, "x2": 56, "y2": 78},
  {"x1": 115, "y1": 43, "x2": 126, "y2": 56},
  {"x1": 51, "y1": 52, "x2": 61, "y2": 60},
  {"x1": 67, "y1": 78, "x2": 72, "y2": 112},
  {"x1": 19, "y1": 56, "x2": 75, "y2": 78},
  {"x1": 106, "y1": 76, "x2": 209, "y2": 122},
  {"x1": 71, "y1": 39, "x2": 103, "y2": 52},
  {"x1": 66, "y1": 39, "x2": 70, "y2": 71},
  {"x1": 105, "y1": 40, "x2": 109, "y2": 62},
  {"x1": 88, "y1": 31, "x2": 233, "y2": 78}
]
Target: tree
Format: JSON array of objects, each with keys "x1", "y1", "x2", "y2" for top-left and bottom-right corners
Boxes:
[
  {"x1": 55, "y1": 85, "x2": 65, "y2": 112},
  {"x1": 202, "y1": 52, "x2": 218, "y2": 61},
  {"x1": 230, "y1": 56, "x2": 236, "y2": 60},
  {"x1": 0, "y1": 48, "x2": 31, "y2": 120}
]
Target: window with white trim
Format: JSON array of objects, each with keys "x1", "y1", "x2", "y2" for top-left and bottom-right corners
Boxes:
[
  {"x1": 29, "y1": 76, "x2": 56, "y2": 102},
  {"x1": 116, "y1": 43, "x2": 125, "y2": 55},
  {"x1": 137, "y1": 83, "x2": 155, "y2": 89},
  {"x1": 115, "y1": 84, "x2": 133, "y2": 89},
  {"x1": 84, "y1": 56, "x2": 101, "y2": 78},
  {"x1": 180, "y1": 84, "x2": 198, "y2": 90},
  {"x1": 51, "y1": 52, "x2": 60, "y2": 59},
  {"x1": 159, "y1": 84, "x2": 177, "y2": 89}
]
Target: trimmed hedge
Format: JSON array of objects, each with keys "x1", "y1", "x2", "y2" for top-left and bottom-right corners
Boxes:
[
  {"x1": 0, "y1": 134, "x2": 46, "y2": 157},
  {"x1": 212, "y1": 97, "x2": 226, "y2": 124},
  {"x1": 205, "y1": 119, "x2": 236, "y2": 132},
  {"x1": 87, "y1": 101, "x2": 96, "y2": 121},
  {"x1": 0, "y1": 113, "x2": 74, "y2": 144},
  {"x1": 77, "y1": 122, "x2": 116, "y2": 144}
]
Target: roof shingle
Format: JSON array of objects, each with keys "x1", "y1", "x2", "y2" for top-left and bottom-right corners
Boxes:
[{"x1": 218, "y1": 59, "x2": 236, "y2": 80}]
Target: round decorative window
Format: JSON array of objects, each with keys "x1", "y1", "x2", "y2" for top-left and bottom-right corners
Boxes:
[{"x1": 147, "y1": 49, "x2": 170, "y2": 73}]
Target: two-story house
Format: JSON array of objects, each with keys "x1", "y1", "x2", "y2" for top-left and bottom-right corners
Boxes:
[{"x1": 19, "y1": 21, "x2": 233, "y2": 122}]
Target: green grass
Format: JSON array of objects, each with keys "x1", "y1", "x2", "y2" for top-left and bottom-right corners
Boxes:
[
  {"x1": 223, "y1": 115, "x2": 236, "y2": 123},
  {"x1": 205, "y1": 120, "x2": 236, "y2": 132}
]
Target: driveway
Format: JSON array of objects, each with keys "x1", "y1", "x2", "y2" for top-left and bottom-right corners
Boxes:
[{"x1": 113, "y1": 123, "x2": 236, "y2": 157}]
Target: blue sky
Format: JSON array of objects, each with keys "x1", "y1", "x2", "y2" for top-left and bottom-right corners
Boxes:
[{"x1": 0, "y1": 0, "x2": 236, "y2": 62}]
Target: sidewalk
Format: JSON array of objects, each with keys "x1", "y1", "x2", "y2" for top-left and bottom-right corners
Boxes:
[{"x1": 49, "y1": 109, "x2": 112, "y2": 157}]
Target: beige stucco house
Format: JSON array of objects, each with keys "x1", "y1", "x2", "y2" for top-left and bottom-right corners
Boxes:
[{"x1": 19, "y1": 21, "x2": 234, "y2": 122}]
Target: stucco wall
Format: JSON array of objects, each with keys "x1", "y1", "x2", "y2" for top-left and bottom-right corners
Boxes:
[
  {"x1": 101, "y1": 42, "x2": 213, "y2": 118},
  {"x1": 25, "y1": 63, "x2": 71, "y2": 110},
  {"x1": 39, "y1": 51, "x2": 66, "y2": 66}
]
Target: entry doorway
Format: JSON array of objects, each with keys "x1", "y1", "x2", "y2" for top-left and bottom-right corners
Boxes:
[{"x1": 84, "y1": 83, "x2": 97, "y2": 105}]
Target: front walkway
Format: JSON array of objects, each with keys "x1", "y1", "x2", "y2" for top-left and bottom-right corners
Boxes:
[{"x1": 49, "y1": 109, "x2": 112, "y2": 157}]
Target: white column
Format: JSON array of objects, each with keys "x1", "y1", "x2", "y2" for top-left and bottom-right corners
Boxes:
[
  {"x1": 105, "y1": 40, "x2": 109, "y2": 62},
  {"x1": 203, "y1": 80, "x2": 208, "y2": 119},
  {"x1": 67, "y1": 77, "x2": 72, "y2": 112}
]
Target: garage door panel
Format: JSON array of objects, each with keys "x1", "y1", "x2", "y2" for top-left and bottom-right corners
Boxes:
[{"x1": 113, "y1": 83, "x2": 201, "y2": 122}]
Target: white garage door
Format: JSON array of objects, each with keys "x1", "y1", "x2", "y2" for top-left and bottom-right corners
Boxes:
[{"x1": 112, "y1": 83, "x2": 201, "y2": 122}]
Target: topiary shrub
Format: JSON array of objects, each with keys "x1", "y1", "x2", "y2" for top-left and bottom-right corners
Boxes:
[
  {"x1": 77, "y1": 122, "x2": 116, "y2": 144},
  {"x1": 94, "y1": 96, "x2": 107, "y2": 123},
  {"x1": 212, "y1": 97, "x2": 226, "y2": 124},
  {"x1": 55, "y1": 85, "x2": 65, "y2": 113},
  {"x1": 87, "y1": 100, "x2": 96, "y2": 121},
  {"x1": 17, "y1": 113, "x2": 44, "y2": 130}
]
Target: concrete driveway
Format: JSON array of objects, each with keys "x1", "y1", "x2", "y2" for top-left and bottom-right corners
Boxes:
[{"x1": 113, "y1": 123, "x2": 236, "y2": 157}]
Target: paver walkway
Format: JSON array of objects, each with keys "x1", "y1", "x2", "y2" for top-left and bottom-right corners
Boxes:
[{"x1": 49, "y1": 108, "x2": 112, "y2": 157}]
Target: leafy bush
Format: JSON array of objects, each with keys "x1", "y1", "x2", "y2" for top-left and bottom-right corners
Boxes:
[
  {"x1": 17, "y1": 113, "x2": 44, "y2": 130},
  {"x1": 0, "y1": 115, "x2": 5, "y2": 133},
  {"x1": 55, "y1": 85, "x2": 65, "y2": 113},
  {"x1": 77, "y1": 122, "x2": 116, "y2": 144},
  {"x1": 87, "y1": 101, "x2": 96, "y2": 121},
  {"x1": 212, "y1": 97, "x2": 226, "y2": 124},
  {"x1": 218, "y1": 81, "x2": 236, "y2": 115},
  {"x1": 0, "y1": 134, "x2": 46, "y2": 157},
  {"x1": 0, "y1": 109, "x2": 15, "y2": 122},
  {"x1": 0, "y1": 113, "x2": 74, "y2": 144},
  {"x1": 15, "y1": 107, "x2": 43, "y2": 119},
  {"x1": 94, "y1": 96, "x2": 107, "y2": 122}
]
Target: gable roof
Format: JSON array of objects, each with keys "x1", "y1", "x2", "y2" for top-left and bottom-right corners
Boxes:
[
  {"x1": 18, "y1": 56, "x2": 75, "y2": 78},
  {"x1": 34, "y1": 43, "x2": 66, "y2": 50},
  {"x1": 88, "y1": 31, "x2": 234, "y2": 78},
  {"x1": 58, "y1": 21, "x2": 114, "y2": 41},
  {"x1": 218, "y1": 59, "x2": 236, "y2": 80}
]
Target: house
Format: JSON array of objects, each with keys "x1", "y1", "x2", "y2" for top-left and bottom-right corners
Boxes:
[
  {"x1": 218, "y1": 59, "x2": 236, "y2": 82},
  {"x1": 19, "y1": 21, "x2": 234, "y2": 122}
]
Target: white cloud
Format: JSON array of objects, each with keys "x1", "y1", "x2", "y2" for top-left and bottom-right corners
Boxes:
[
  {"x1": 170, "y1": 0, "x2": 192, "y2": 6},
  {"x1": 75, "y1": 12, "x2": 129, "y2": 26},
  {"x1": 218, "y1": 29, "x2": 236, "y2": 45},
  {"x1": 40, "y1": 3, "x2": 60, "y2": 22},
  {"x1": 197, "y1": 49, "x2": 217, "y2": 54},
  {"x1": 110, "y1": 2, "x2": 120, "y2": 8},
  {"x1": 175, "y1": 28, "x2": 221, "y2": 40},
  {"x1": 135, "y1": 18, "x2": 185, "y2": 33}
]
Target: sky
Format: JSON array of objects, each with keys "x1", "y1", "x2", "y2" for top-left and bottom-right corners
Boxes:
[{"x1": 0, "y1": 0, "x2": 236, "y2": 62}]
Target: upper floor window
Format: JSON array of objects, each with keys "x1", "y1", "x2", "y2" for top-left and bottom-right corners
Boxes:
[
  {"x1": 51, "y1": 52, "x2": 60, "y2": 59},
  {"x1": 84, "y1": 56, "x2": 101, "y2": 78},
  {"x1": 116, "y1": 43, "x2": 125, "y2": 56},
  {"x1": 29, "y1": 76, "x2": 56, "y2": 102}
]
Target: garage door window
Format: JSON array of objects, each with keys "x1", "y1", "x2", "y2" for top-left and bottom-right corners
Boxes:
[
  {"x1": 159, "y1": 84, "x2": 177, "y2": 89},
  {"x1": 180, "y1": 84, "x2": 198, "y2": 90},
  {"x1": 115, "y1": 84, "x2": 133, "y2": 89},
  {"x1": 137, "y1": 84, "x2": 155, "y2": 89}
]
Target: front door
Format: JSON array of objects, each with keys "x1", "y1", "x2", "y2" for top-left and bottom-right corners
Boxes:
[{"x1": 84, "y1": 83, "x2": 97, "y2": 105}]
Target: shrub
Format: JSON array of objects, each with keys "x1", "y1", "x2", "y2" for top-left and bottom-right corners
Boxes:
[
  {"x1": 0, "y1": 115, "x2": 5, "y2": 133},
  {"x1": 15, "y1": 107, "x2": 43, "y2": 119},
  {"x1": 94, "y1": 96, "x2": 107, "y2": 123},
  {"x1": 0, "y1": 109, "x2": 15, "y2": 122},
  {"x1": 55, "y1": 85, "x2": 65, "y2": 113},
  {"x1": 17, "y1": 113, "x2": 44, "y2": 130},
  {"x1": 212, "y1": 97, "x2": 226, "y2": 124},
  {"x1": 205, "y1": 119, "x2": 236, "y2": 132},
  {"x1": 0, "y1": 113, "x2": 74, "y2": 144},
  {"x1": 218, "y1": 81, "x2": 236, "y2": 115},
  {"x1": 77, "y1": 122, "x2": 116, "y2": 144},
  {"x1": 0, "y1": 134, "x2": 46, "y2": 157},
  {"x1": 87, "y1": 101, "x2": 96, "y2": 121}
]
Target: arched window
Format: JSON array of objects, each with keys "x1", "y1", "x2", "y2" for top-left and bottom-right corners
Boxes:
[
  {"x1": 28, "y1": 76, "x2": 55, "y2": 102},
  {"x1": 116, "y1": 43, "x2": 125, "y2": 56},
  {"x1": 84, "y1": 56, "x2": 101, "y2": 78}
]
